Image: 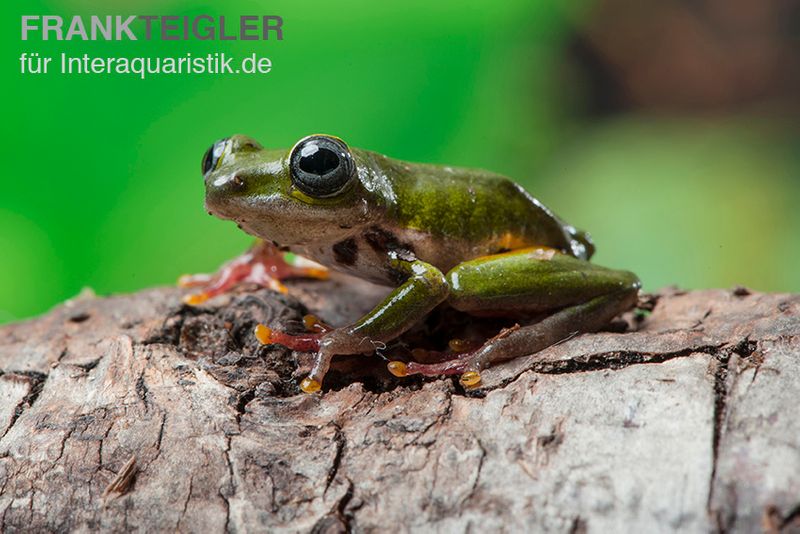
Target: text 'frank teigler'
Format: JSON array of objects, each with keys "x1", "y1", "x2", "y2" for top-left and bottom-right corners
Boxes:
[{"x1": 21, "y1": 15, "x2": 284, "y2": 41}]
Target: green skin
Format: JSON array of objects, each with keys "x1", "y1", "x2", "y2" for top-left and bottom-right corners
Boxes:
[{"x1": 203, "y1": 134, "x2": 641, "y2": 386}]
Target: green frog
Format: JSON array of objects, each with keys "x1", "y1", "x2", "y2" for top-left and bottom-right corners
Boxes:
[{"x1": 182, "y1": 134, "x2": 640, "y2": 393}]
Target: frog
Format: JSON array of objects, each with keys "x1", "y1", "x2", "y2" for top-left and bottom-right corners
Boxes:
[{"x1": 183, "y1": 134, "x2": 640, "y2": 394}]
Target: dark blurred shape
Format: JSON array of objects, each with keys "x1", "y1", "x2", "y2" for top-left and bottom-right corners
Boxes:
[{"x1": 567, "y1": 0, "x2": 800, "y2": 114}]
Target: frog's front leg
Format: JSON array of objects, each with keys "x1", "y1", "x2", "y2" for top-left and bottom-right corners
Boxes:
[
  {"x1": 179, "y1": 240, "x2": 329, "y2": 305},
  {"x1": 256, "y1": 252, "x2": 449, "y2": 393},
  {"x1": 392, "y1": 248, "x2": 640, "y2": 388}
]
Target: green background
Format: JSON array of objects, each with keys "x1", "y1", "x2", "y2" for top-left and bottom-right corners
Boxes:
[{"x1": 3, "y1": 0, "x2": 799, "y2": 323}]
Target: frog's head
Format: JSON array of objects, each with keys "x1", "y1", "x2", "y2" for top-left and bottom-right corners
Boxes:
[{"x1": 202, "y1": 134, "x2": 374, "y2": 248}]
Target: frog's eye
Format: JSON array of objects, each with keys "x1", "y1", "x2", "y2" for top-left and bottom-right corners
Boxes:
[
  {"x1": 202, "y1": 137, "x2": 229, "y2": 175},
  {"x1": 289, "y1": 135, "x2": 355, "y2": 198}
]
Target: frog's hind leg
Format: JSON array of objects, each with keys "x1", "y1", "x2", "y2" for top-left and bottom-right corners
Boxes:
[
  {"x1": 180, "y1": 240, "x2": 328, "y2": 305},
  {"x1": 391, "y1": 247, "x2": 640, "y2": 387}
]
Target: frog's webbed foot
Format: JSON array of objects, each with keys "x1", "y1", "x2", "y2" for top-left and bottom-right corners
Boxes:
[
  {"x1": 253, "y1": 315, "x2": 339, "y2": 394},
  {"x1": 257, "y1": 326, "x2": 382, "y2": 393},
  {"x1": 387, "y1": 328, "x2": 518, "y2": 389},
  {"x1": 180, "y1": 240, "x2": 328, "y2": 305}
]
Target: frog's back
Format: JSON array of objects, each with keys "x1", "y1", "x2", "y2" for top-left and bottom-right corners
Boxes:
[
  {"x1": 364, "y1": 156, "x2": 594, "y2": 269},
  {"x1": 377, "y1": 157, "x2": 594, "y2": 271}
]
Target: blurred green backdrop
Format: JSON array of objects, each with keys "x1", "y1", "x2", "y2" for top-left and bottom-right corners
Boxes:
[{"x1": 3, "y1": 0, "x2": 799, "y2": 323}]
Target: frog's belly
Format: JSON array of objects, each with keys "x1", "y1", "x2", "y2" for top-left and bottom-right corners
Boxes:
[
  {"x1": 296, "y1": 227, "x2": 514, "y2": 286},
  {"x1": 297, "y1": 238, "x2": 397, "y2": 286}
]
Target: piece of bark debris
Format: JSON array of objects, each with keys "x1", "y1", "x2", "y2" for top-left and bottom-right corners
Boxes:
[{"x1": 102, "y1": 455, "x2": 138, "y2": 501}]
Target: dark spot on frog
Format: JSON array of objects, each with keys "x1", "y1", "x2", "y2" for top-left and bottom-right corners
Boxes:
[
  {"x1": 363, "y1": 226, "x2": 414, "y2": 256},
  {"x1": 363, "y1": 226, "x2": 398, "y2": 252},
  {"x1": 332, "y1": 238, "x2": 359, "y2": 266}
]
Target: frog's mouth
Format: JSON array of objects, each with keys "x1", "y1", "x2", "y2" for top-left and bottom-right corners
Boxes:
[
  {"x1": 204, "y1": 191, "x2": 299, "y2": 246},
  {"x1": 205, "y1": 197, "x2": 254, "y2": 233},
  {"x1": 203, "y1": 180, "x2": 260, "y2": 221},
  {"x1": 204, "y1": 196, "x2": 234, "y2": 222}
]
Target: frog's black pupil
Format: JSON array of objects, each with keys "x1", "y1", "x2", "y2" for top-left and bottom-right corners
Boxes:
[{"x1": 298, "y1": 145, "x2": 340, "y2": 176}]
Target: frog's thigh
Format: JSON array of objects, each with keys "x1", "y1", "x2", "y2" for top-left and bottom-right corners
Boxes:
[
  {"x1": 445, "y1": 247, "x2": 639, "y2": 314},
  {"x1": 442, "y1": 247, "x2": 639, "y2": 379}
]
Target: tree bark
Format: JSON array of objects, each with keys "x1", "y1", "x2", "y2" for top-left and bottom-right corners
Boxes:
[{"x1": 0, "y1": 276, "x2": 798, "y2": 533}]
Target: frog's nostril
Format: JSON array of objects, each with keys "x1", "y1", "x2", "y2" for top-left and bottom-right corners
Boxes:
[{"x1": 231, "y1": 174, "x2": 246, "y2": 190}]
